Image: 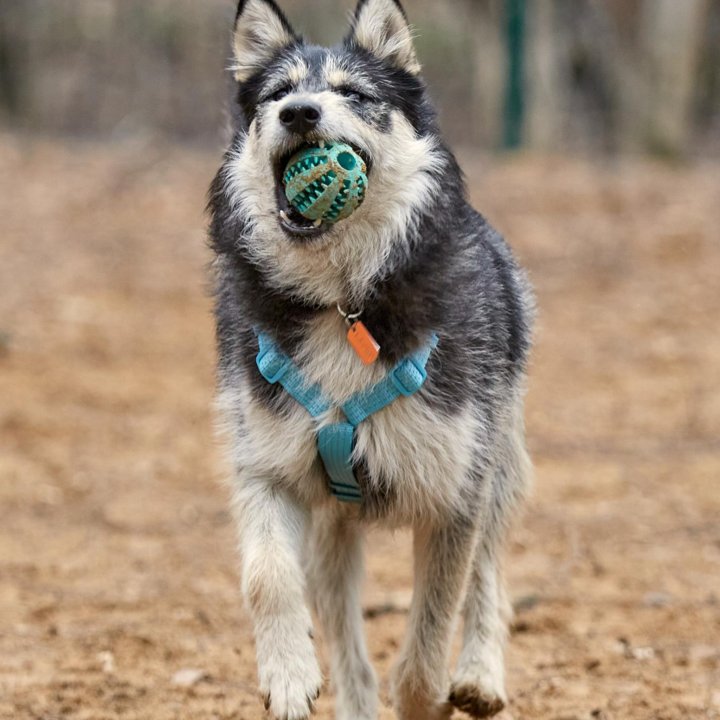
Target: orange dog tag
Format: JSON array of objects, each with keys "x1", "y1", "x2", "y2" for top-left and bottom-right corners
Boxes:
[{"x1": 347, "y1": 321, "x2": 380, "y2": 365}]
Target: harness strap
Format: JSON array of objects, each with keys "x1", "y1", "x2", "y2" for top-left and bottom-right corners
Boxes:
[
  {"x1": 342, "y1": 334, "x2": 439, "y2": 426},
  {"x1": 256, "y1": 331, "x2": 332, "y2": 417},
  {"x1": 254, "y1": 329, "x2": 439, "y2": 504},
  {"x1": 316, "y1": 423, "x2": 362, "y2": 502}
]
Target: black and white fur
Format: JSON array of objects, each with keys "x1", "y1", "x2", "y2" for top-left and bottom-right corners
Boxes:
[{"x1": 208, "y1": 1, "x2": 534, "y2": 718}]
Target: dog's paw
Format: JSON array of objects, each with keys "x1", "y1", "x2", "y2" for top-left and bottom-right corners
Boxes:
[
  {"x1": 393, "y1": 693, "x2": 453, "y2": 720},
  {"x1": 258, "y1": 641, "x2": 322, "y2": 720},
  {"x1": 448, "y1": 675, "x2": 506, "y2": 718},
  {"x1": 391, "y1": 662, "x2": 452, "y2": 720},
  {"x1": 450, "y1": 647, "x2": 507, "y2": 718}
]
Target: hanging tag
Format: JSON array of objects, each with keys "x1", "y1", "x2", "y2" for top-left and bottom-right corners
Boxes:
[{"x1": 347, "y1": 321, "x2": 380, "y2": 365}]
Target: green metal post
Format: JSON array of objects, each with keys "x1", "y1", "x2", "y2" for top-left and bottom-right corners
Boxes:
[{"x1": 503, "y1": 0, "x2": 526, "y2": 149}]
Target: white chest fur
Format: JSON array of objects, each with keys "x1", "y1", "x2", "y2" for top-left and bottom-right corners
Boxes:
[{"x1": 221, "y1": 313, "x2": 480, "y2": 523}]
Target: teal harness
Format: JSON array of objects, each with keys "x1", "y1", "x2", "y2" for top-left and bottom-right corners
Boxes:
[{"x1": 255, "y1": 330, "x2": 439, "y2": 503}]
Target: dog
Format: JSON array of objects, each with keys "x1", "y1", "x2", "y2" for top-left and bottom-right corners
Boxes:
[{"x1": 208, "y1": 1, "x2": 534, "y2": 718}]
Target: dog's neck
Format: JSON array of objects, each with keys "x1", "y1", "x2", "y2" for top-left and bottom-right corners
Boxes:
[{"x1": 234, "y1": 209, "x2": 455, "y2": 364}]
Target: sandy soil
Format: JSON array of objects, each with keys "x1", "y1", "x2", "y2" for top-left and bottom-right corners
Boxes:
[{"x1": 1, "y1": 132, "x2": 719, "y2": 720}]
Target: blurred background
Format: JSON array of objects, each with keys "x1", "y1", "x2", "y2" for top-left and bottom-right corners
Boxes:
[
  {"x1": 1, "y1": 2, "x2": 719, "y2": 720},
  {"x1": 2, "y1": 0, "x2": 720, "y2": 156}
]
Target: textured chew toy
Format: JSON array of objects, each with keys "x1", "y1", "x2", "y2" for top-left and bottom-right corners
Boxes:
[{"x1": 283, "y1": 142, "x2": 367, "y2": 224}]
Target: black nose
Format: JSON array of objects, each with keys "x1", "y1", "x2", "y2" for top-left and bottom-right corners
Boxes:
[{"x1": 279, "y1": 102, "x2": 322, "y2": 134}]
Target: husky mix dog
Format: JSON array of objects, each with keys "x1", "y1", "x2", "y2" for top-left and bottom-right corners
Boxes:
[{"x1": 208, "y1": 1, "x2": 534, "y2": 718}]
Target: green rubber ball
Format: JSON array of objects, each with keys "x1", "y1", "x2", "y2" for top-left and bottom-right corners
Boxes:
[{"x1": 283, "y1": 142, "x2": 368, "y2": 224}]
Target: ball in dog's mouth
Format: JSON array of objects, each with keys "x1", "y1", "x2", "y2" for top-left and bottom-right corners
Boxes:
[{"x1": 275, "y1": 140, "x2": 369, "y2": 240}]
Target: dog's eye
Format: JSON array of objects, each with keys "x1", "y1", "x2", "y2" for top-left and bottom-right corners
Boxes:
[
  {"x1": 269, "y1": 86, "x2": 291, "y2": 102},
  {"x1": 339, "y1": 87, "x2": 370, "y2": 103}
]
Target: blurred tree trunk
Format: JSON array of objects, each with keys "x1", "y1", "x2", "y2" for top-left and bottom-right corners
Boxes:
[
  {"x1": 592, "y1": 0, "x2": 644, "y2": 154},
  {"x1": 637, "y1": 0, "x2": 709, "y2": 155},
  {"x1": 525, "y1": 0, "x2": 566, "y2": 150},
  {"x1": 0, "y1": 1, "x2": 31, "y2": 120},
  {"x1": 467, "y1": 0, "x2": 505, "y2": 148}
]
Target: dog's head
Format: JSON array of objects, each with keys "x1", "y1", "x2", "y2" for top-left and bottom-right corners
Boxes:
[{"x1": 225, "y1": 0, "x2": 445, "y2": 284}]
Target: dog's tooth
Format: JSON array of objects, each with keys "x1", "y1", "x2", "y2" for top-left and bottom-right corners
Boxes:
[
  {"x1": 313, "y1": 218, "x2": 322, "y2": 227},
  {"x1": 279, "y1": 210, "x2": 289, "y2": 222},
  {"x1": 319, "y1": 139, "x2": 325, "y2": 149}
]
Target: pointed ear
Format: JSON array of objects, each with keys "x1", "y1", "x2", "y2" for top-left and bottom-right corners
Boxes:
[
  {"x1": 232, "y1": 0, "x2": 298, "y2": 82},
  {"x1": 346, "y1": 0, "x2": 420, "y2": 75}
]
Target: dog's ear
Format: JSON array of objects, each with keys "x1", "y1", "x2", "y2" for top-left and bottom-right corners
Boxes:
[
  {"x1": 346, "y1": 0, "x2": 420, "y2": 75},
  {"x1": 232, "y1": 0, "x2": 298, "y2": 83}
]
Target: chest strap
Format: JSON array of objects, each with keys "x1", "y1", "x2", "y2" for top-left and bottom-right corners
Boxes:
[{"x1": 255, "y1": 330, "x2": 439, "y2": 503}]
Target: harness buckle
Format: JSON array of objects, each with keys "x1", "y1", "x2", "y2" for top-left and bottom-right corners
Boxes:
[
  {"x1": 256, "y1": 346, "x2": 291, "y2": 384},
  {"x1": 390, "y1": 357, "x2": 427, "y2": 396}
]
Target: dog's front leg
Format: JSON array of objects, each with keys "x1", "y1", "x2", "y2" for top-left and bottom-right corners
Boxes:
[
  {"x1": 392, "y1": 517, "x2": 478, "y2": 720},
  {"x1": 449, "y1": 533, "x2": 509, "y2": 718},
  {"x1": 234, "y1": 479, "x2": 322, "y2": 720},
  {"x1": 306, "y1": 506, "x2": 378, "y2": 720}
]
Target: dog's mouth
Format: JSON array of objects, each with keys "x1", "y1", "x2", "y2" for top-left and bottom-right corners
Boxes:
[{"x1": 273, "y1": 140, "x2": 372, "y2": 241}]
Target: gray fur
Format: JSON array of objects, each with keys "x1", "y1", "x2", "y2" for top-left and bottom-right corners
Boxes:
[{"x1": 208, "y1": 1, "x2": 534, "y2": 718}]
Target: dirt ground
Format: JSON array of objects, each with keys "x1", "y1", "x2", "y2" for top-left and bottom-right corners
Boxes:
[{"x1": 1, "y1": 131, "x2": 719, "y2": 720}]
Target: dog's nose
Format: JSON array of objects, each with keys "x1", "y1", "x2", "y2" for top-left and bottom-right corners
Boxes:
[{"x1": 279, "y1": 102, "x2": 322, "y2": 134}]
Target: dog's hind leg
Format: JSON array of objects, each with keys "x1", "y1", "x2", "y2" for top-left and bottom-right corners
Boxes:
[
  {"x1": 392, "y1": 515, "x2": 479, "y2": 720},
  {"x1": 306, "y1": 505, "x2": 378, "y2": 720},
  {"x1": 233, "y1": 479, "x2": 322, "y2": 720},
  {"x1": 450, "y1": 406, "x2": 531, "y2": 718}
]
